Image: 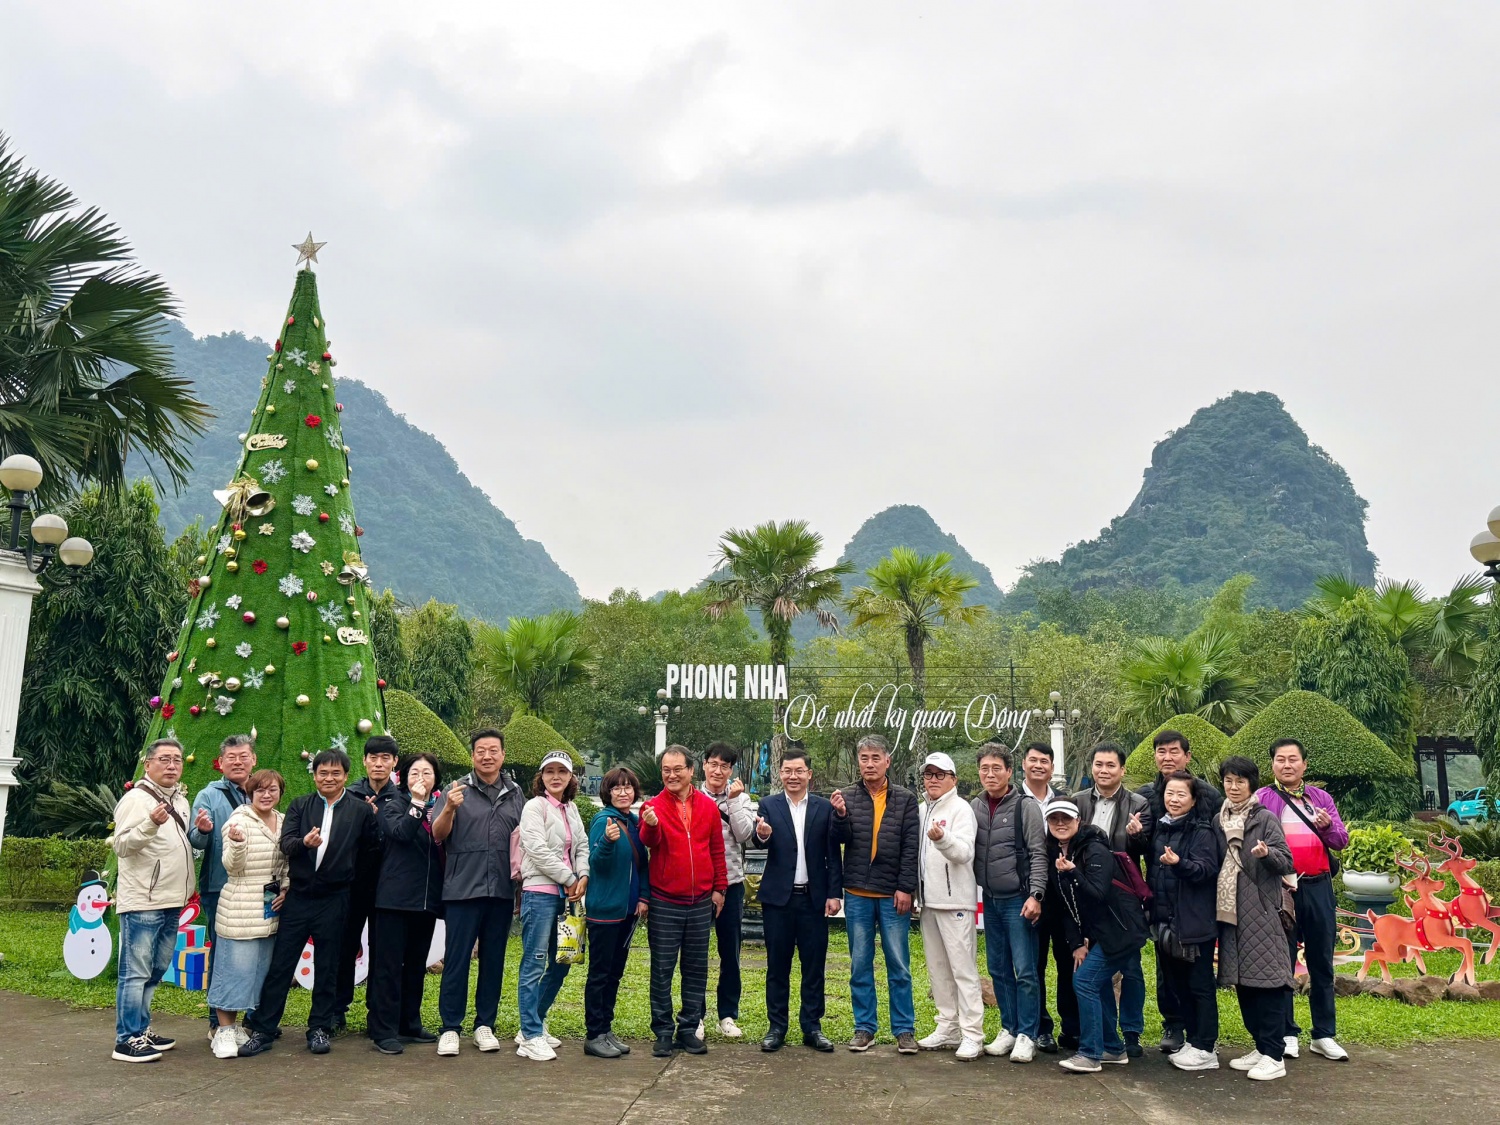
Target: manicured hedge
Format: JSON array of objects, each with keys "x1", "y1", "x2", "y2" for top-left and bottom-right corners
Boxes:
[
  {"x1": 0, "y1": 837, "x2": 112, "y2": 901},
  {"x1": 502, "y1": 713, "x2": 582, "y2": 769},
  {"x1": 384, "y1": 688, "x2": 469, "y2": 770},
  {"x1": 1125, "y1": 715, "x2": 1233, "y2": 787}
]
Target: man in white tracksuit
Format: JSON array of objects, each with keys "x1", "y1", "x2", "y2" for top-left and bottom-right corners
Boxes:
[{"x1": 915, "y1": 751, "x2": 984, "y2": 1060}]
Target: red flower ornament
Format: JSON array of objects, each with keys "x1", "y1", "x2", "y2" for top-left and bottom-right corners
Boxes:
[
  {"x1": 161, "y1": 703, "x2": 176, "y2": 719},
  {"x1": 292, "y1": 641, "x2": 309, "y2": 655},
  {"x1": 252, "y1": 559, "x2": 269, "y2": 575},
  {"x1": 305, "y1": 414, "x2": 322, "y2": 428}
]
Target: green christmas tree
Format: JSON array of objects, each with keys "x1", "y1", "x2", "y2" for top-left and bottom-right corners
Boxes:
[{"x1": 142, "y1": 240, "x2": 386, "y2": 795}]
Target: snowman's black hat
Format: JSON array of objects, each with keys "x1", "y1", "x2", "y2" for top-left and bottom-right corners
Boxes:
[{"x1": 79, "y1": 870, "x2": 106, "y2": 890}]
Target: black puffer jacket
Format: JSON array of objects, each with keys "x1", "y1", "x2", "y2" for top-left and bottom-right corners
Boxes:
[
  {"x1": 1137, "y1": 774, "x2": 1223, "y2": 833},
  {"x1": 375, "y1": 790, "x2": 445, "y2": 914},
  {"x1": 1148, "y1": 805, "x2": 1223, "y2": 947},
  {"x1": 1049, "y1": 824, "x2": 1149, "y2": 958},
  {"x1": 832, "y1": 782, "x2": 920, "y2": 897}
]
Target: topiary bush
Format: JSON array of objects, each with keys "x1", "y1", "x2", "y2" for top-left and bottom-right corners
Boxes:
[
  {"x1": 384, "y1": 688, "x2": 470, "y2": 772},
  {"x1": 1125, "y1": 714, "x2": 1233, "y2": 787},
  {"x1": 573, "y1": 793, "x2": 600, "y2": 832},
  {"x1": 503, "y1": 712, "x2": 583, "y2": 792},
  {"x1": 1230, "y1": 690, "x2": 1416, "y2": 819}
]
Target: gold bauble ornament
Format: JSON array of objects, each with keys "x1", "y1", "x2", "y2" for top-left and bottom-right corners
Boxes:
[
  {"x1": 233, "y1": 528, "x2": 247, "y2": 541},
  {"x1": 306, "y1": 458, "x2": 319, "y2": 471},
  {"x1": 205, "y1": 638, "x2": 217, "y2": 648},
  {"x1": 195, "y1": 555, "x2": 207, "y2": 566},
  {"x1": 223, "y1": 546, "x2": 236, "y2": 559},
  {"x1": 352, "y1": 610, "x2": 361, "y2": 618},
  {"x1": 323, "y1": 634, "x2": 332, "y2": 643},
  {"x1": 340, "y1": 477, "x2": 350, "y2": 487},
  {"x1": 266, "y1": 404, "x2": 277, "y2": 415},
  {"x1": 225, "y1": 677, "x2": 242, "y2": 692},
  {"x1": 225, "y1": 561, "x2": 239, "y2": 573},
  {"x1": 346, "y1": 596, "x2": 356, "y2": 605},
  {"x1": 264, "y1": 664, "x2": 276, "y2": 675},
  {"x1": 186, "y1": 752, "x2": 196, "y2": 764},
  {"x1": 296, "y1": 694, "x2": 310, "y2": 707}
]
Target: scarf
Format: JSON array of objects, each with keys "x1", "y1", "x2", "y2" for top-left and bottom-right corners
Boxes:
[
  {"x1": 1274, "y1": 779, "x2": 1307, "y2": 801},
  {"x1": 1216, "y1": 796, "x2": 1255, "y2": 925}
]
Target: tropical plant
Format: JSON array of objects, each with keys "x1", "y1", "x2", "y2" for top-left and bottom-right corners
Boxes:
[
  {"x1": 703, "y1": 520, "x2": 852, "y2": 768},
  {"x1": 1342, "y1": 825, "x2": 1417, "y2": 875},
  {"x1": 399, "y1": 599, "x2": 473, "y2": 733},
  {"x1": 369, "y1": 588, "x2": 410, "y2": 690},
  {"x1": 1292, "y1": 590, "x2": 1416, "y2": 752},
  {"x1": 1425, "y1": 575, "x2": 1490, "y2": 681},
  {"x1": 0, "y1": 134, "x2": 209, "y2": 506},
  {"x1": 32, "y1": 780, "x2": 120, "y2": 839},
  {"x1": 473, "y1": 610, "x2": 593, "y2": 722},
  {"x1": 1303, "y1": 572, "x2": 1489, "y2": 681},
  {"x1": 1462, "y1": 600, "x2": 1500, "y2": 782},
  {"x1": 1118, "y1": 628, "x2": 1267, "y2": 732}
]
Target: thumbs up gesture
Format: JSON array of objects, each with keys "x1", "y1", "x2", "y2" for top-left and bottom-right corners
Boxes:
[
  {"x1": 1160, "y1": 846, "x2": 1180, "y2": 866},
  {"x1": 303, "y1": 825, "x2": 323, "y2": 850},
  {"x1": 605, "y1": 817, "x2": 622, "y2": 842},
  {"x1": 641, "y1": 803, "x2": 659, "y2": 828},
  {"x1": 755, "y1": 816, "x2": 771, "y2": 841}
]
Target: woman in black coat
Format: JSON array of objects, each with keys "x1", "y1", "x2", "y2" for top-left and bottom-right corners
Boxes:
[
  {"x1": 367, "y1": 752, "x2": 445, "y2": 1054},
  {"x1": 1149, "y1": 770, "x2": 1225, "y2": 1072}
]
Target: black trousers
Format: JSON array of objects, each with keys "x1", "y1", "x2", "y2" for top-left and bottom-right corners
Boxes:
[
  {"x1": 1154, "y1": 942, "x2": 1186, "y2": 1034},
  {"x1": 438, "y1": 897, "x2": 513, "y2": 1034},
  {"x1": 1036, "y1": 905, "x2": 1079, "y2": 1038},
  {"x1": 584, "y1": 919, "x2": 637, "y2": 1038},
  {"x1": 762, "y1": 892, "x2": 829, "y2": 1037},
  {"x1": 366, "y1": 908, "x2": 436, "y2": 1042},
  {"x1": 713, "y1": 882, "x2": 745, "y2": 1019},
  {"x1": 1161, "y1": 941, "x2": 1219, "y2": 1050},
  {"x1": 1237, "y1": 984, "x2": 1288, "y2": 1060},
  {"x1": 648, "y1": 898, "x2": 713, "y2": 1039},
  {"x1": 247, "y1": 889, "x2": 349, "y2": 1039},
  {"x1": 335, "y1": 886, "x2": 377, "y2": 1022},
  {"x1": 1286, "y1": 874, "x2": 1337, "y2": 1040}
]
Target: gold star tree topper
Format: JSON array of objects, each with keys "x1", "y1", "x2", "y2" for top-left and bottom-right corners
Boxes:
[{"x1": 293, "y1": 233, "x2": 326, "y2": 269}]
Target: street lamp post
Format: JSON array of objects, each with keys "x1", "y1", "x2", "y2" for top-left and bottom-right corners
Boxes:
[
  {"x1": 0, "y1": 455, "x2": 95, "y2": 854},
  {"x1": 1468, "y1": 507, "x2": 1500, "y2": 581},
  {"x1": 1036, "y1": 689, "x2": 1082, "y2": 787},
  {"x1": 636, "y1": 688, "x2": 679, "y2": 758}
]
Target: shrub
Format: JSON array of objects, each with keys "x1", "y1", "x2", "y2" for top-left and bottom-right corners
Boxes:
[
  {"x1": 503, "y1": 712, "x2": 584, "y2": 792},
  {"x1": 573, "y1": 793, "x2": 600, "y2": 832},
  {"x1": 0, "y1": 836, "x2": 113, "y2": 900},
  {"x1": 1230, "y1": 691, "x2": 1416, "y2": 819},
  {"x1": 384, "y1": 688, "x2": 469, "y2": 771},
  {"x1": 1124, "y1": 714, "x2": 1233, "y2": 787},
  {"x1": 1343, "y1": 825, "x2": 1417, "y2": 875}
]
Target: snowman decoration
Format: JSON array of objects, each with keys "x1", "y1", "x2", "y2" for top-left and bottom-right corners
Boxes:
[{"x1": 64, "y1": 871, "x2": 113, "y2": 980}]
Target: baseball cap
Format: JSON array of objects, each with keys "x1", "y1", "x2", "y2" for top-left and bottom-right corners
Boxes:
[
  {"x1": 922, "y1": 752, "x2": 957, "y2": 774},
  {"x1": 1043, "y1": 798, "x2": 1081, "y2": 820},
  {"x1": 539, "y1": 750, "x2": 574, "y2": 773}
]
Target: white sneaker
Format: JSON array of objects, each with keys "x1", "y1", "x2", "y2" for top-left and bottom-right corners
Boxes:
[
  {"x1": 956, "y1": 1037, "x2": 983, "y2": 1061},
  {"x1": 1248, "y1": 1055, "x2": 1287, "y2": 1081},
  {"x1": 1283, "y1": 1035, "x2": 1300, "y2": 1059},
  {"x1": 211, "y1": 1026, "x2": 239, "y2": 1060},
  {"x1": 234, "y1": 1026, "x2": 249, "y2": 1047},
  {"x1": 516, "y1": 1035, "x2": 557, "y2": 1061},
  {"x1": 917, "y1": 1029, "x2": 962, "y2": 1050},
  {"x1": 718, "y1": 1017, "x2": 743, "y2": 1039},
  {"x1": 1170, "y1": 1045, "x2": 1220, "y2": 1071},
  {"x1": 696, "y1": 1020, "x2": 705, "y2": 1040},
  {"x1": 437, "y1": 1031, "x2": 460, "y2": 1057},
  {"x1": 514, "y1": 1026, "x2": 562, "y2": 1049},
  {"x1": 1010, "y1": 1035, "x2": 1036, "y2": 1063},
  {"x1": 1310, "y1": 1037, "x2": 1348, "y2": 1061},
  {"x1": 1229, "y1": 1049, "x2": 1264, "y2": 1071},
  {"x1": 473, "y1": 1026, "x2": 501, "y2": 1053},
  {"x1": 984, "y1": 1030, "x2": 1016, "y2": 1057}
]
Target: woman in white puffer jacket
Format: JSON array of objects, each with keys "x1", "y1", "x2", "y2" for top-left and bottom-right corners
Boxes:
[{"x1": 206, "y1": 769, "x2": 289, "y2": 1059}]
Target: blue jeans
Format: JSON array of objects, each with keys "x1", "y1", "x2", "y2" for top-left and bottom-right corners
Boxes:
[
  {"x1": 1073, "y1": 945, "x2": 1135, "y2": 1061},
  {"x1": 1119, "y1": 951, "x2": 1146, "y2": 1035},
  {"x1": 843, "y1": 894, "x2": 914, "y2": 1036},
  {"x1": 983, "y1": 894, "x2": 1040, "y2": 1039},
  {"x1": 518, "y1": 891, "x2": 572, "y2": 1041},
  {"x1": 115, "y1": 909, "x2": 178, "y2": 1043}
]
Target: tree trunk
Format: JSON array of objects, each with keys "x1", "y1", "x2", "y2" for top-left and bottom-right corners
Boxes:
[{"x1": 905, "y1": 631, "x2": 927, "y2": 785}]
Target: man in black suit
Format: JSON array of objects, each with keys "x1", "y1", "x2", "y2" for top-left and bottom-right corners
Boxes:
[{"x1": 753, "y1": 745, "x2": 842, "y2": 1053}]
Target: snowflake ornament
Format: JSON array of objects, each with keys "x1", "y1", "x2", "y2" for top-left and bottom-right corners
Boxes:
[
  {"x1": 216, "y1": 534, "x2": 232, "y2": 554},
  {"x1": 325, "y1": 427, "x2": 343, "y2": 449},
  {"x1": 259, "y1": 459, "x2": 288, "y2": 484},
  {"x1": 290, "y1": 530, "x2": 316, "y2": 553},
  {"x1": 235, "y1": 642, "x2": 253, "y2": 658},
  {"x1": 339, "y1": 512, "x2": 355, "y2": 535},
  {"x1": 348, "y1": 661, "x2": 364, "y2": 684},
  {"x1": 279, "y1": 573, "x2": 305, "y2": 597},
  {"x1": 292, "y1": 494, "x2": 316, "y2": 516},
  {"x1": 326, "y1": 684, "x2": 340, "y2": 701},
  {"x1": 320, "y1": 560, "x2": 336, "y2": 576},
  {"x1": 308, "y1": 360, "x2": 322, "y2": 376},
  {"x1": 243, "y1": 668, "x2": 265, "y2": 690},
  {"x1": 329, "y1": 732, "x2": 349, "y2": 753},
  {"x1": 196, "y1": 603, "x2": 220, "y2": 630},
  {"x1": 214, "y1": 695, "x2": 236, "y2": 716},
  {"x1": 324, "y1": 483, "x2": 340, "y2": 497},
  {"x1": 226, "y1": 594, "x2": 242, "y2": 610},
  {"x1": 259, "y1": 523, "x2": 275, "y2": 536},
  {"x1": 287, "y1": 347, "x2": 307, "y2": 367},
  {"x1": 319, "y1": 603, "x2": 345, "y2": 627},
  {"x1": 282, "y1": 379, "x2": 298, "y2": 394}
]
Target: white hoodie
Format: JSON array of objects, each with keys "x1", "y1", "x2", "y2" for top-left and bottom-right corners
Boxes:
[{"x1": 918, "y1": 785, "x2": 978, "y2": 910}]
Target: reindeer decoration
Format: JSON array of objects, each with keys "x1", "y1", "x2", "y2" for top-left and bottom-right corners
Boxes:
[
  {"x1": 1432, "y1": 832, "x2": 1500, "y2": 971},
  {"x1": 1357, "y1": 849, "x2": 1476, "y2": 985}
]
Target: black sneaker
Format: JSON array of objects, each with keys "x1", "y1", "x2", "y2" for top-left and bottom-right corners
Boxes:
[
  {"x1": 401, "y1": 1028, "x2": 438, "y2": 1045},
  {"x1": 142, "y1": 1027, "x2": 176, "y2": 1052},
  {"x1": 1058, "y1": 1033, "x2": 1079, "y2": 1053},
  {"x1": 674, "y1": 1030, "x2": 708, "y2": 1055},
  {"x1": 1159, "y1": 1028, "x2": 1185, "y2": 1055},
  {"x1": 112, "y1": 1036, "x2": 163, "y2": 1063},
  {"x1": 373, "y1": 1038, "x2": 404, "y2": 1055},
  {"x1": 652, "y1": 1035, "x2": 675, "y2": 1058},
  {"x1": 1036, "y1": 1031, "x2": 1059, "y2": 1054},
  {"x1": 308, "y1": 1028, "x2": 332, "y2": 1055},
  {"x1": 1124, "y1": 1032, "x2": 1143, "y2": 1058},
  {"x1": 238, "y1": 1032, "x2": 275, "y2": 1058},
  {"x1": 330, "y1": 1018, "x2": 349, "y2": 1039}
]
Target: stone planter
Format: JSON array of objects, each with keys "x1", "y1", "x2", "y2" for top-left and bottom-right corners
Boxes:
[{"x1": 1343, "y1": 870, "x2": 1400, "y2": 899}]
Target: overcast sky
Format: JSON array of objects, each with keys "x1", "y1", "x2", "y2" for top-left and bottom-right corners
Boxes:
[{"x1": 5, "y1": 3, "x2": 1498, "y2": 601}]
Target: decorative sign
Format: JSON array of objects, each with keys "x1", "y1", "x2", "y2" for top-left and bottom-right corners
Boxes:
[
  {"x1": 664, "y1": 663, "x2": 789, "y2": 700},
  {"x1": 246, "y1": 433, "x2": 288, "y2": 451},
  {"x1": 336, "y1": 626, "x2": 369, "y2": 646},
  {"x1": 785, "y1": 683, "x2": 1035, "y2": 754}
]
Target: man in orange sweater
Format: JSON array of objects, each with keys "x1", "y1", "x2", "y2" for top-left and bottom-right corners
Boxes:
[{"x1": 640, "y1": 744, "x2": 727, "y2": 1058}]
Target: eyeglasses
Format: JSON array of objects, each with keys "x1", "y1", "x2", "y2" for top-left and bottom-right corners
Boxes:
[
  {"x1": 661, "y1": 767, "x2": 690, "y2": 776},
  {"x1": 610, "y1": 785, "x2": 636, "y2": 794},
  {"x1": 151, "y1": 756, "x2": 184, "y2": 765}
]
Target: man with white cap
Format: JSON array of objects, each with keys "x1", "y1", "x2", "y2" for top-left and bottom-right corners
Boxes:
[{"x1": 914, "y1": 751, "x2": 984, "y2": 1060}]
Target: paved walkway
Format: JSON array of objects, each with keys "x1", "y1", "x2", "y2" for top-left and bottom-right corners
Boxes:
[{"x1": 1, "y1": 992, "x2": 1495, "y2": 1124}]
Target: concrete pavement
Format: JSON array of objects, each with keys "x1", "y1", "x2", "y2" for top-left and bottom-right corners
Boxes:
[{"x1": 0, "y1": 992, "x2": 1494, "y2": 1124}]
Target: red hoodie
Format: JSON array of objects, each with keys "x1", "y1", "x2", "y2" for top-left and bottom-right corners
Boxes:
[{"x1": 639, "y1": 788, "x2": 727, "y2": 904}]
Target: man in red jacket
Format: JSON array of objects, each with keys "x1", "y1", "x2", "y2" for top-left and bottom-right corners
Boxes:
[{"x1": 640, "y1": 744, "x2": 727, "y2": 1058}]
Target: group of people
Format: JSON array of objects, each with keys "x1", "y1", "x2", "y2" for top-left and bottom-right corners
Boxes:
[{"x1": 107, "y1": 725, "x2": 1351, "y2": 1084}]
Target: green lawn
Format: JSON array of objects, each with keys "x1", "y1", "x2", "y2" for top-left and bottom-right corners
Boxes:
[{"x1": 2, "y1": 907, "x2": 1497, "y2": 1048}]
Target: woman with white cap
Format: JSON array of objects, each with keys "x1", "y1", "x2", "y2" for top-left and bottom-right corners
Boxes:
[{"x1": 516, "y1": 749, "x2": 590, "y2": 1061}]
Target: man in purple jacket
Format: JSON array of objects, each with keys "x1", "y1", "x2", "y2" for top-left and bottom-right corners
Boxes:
[{"x1": 1255, "y1": 738, "x2": 1349, "y2": 1064}]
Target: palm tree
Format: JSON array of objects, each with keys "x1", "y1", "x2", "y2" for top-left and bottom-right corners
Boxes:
[
  {"x1": 703, "y1": 519, "x2": 852, "y2": 769},
  {"x1": 473, "y1": 610, "x2": 594, "y2": 722},
  {"x1": 844, "y1": 548, "x2": 986, "y2": 769},
  {"x1": 1119, "y1": 629, "x2": 1267, "y2": 731},
  {"x1": 0, "y1": 134, "x2": 209, "y2": 505},
  {"x1": 1304, "y1": 572, "x2": 1490, "y2": 681},
  {"x1": 1424, "y1": 575, "x2": 1489, "y2": 681}
]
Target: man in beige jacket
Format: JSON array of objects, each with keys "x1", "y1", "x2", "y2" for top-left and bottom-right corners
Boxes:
[{"x1": 109, "y1": 737, "x2": 201, "y2": 1063}]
